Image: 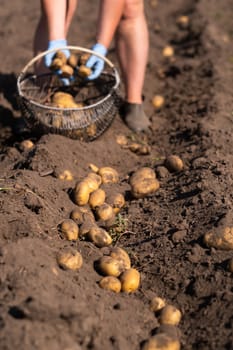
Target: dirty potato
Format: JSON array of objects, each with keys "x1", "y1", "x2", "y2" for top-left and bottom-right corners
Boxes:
[
  {"x1": 59, "y1": 219, "x2": 79, "y2": 240},
  {"x1": 98, "y1": 167, "x2": 119, "y2": 184},
  {"x1": 97, "y1": 256, "x2": 124, "y2": 277},
  {"x1": 87, "y1": 226, "x2": 113, "y2": 248},
  {"x1": 99, "y1": 276, "x2": 122, "y2": 293},
  {"x1": 203, "y1": 227, "x2": 233, "y2": 250},
  {"x1": 56, "y1": 248, "x2": 83, "y2": 271},
  {"x1": 109, "y1": 247, "x2": 131, "y2": 270},
  {"x1": 142, "y1": 333, "x2": 180, "y2": 350},
  {"x1": 120, "y1": 268, "x2": 140, "y2": 293},
  {"x1": 159, "y1": 305, "x2": 182, "y2": 326},
  {"x1": 164, "y1": 155, "x2": 184, "y2": 173}
]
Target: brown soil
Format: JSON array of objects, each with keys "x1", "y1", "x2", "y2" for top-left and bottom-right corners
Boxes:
[{"x1": 0, "y1": 1, "x2": 233, "y2": 349}]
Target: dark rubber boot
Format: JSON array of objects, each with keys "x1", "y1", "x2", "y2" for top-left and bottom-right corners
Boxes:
[{"x1": 122, "y1": 102, "x2": 151, "y2": 132}]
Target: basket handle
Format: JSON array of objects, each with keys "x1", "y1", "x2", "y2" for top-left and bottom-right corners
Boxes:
[{"x1": 20, "y1": 45, "x2": 116, "y2": 75}]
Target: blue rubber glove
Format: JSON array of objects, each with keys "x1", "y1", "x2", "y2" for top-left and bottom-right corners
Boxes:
[
  {"x1": 44, "y1": 39, "x2": 70, "y2": 85},
  {"x1": 44, "y1": 39, "x2": 70, "y2": 68},
  {"x1": 86, "y1": 43, "x2": 107, "y2": 80}
]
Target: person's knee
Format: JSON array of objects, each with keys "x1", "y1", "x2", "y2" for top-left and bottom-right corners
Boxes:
[{"x1": 123, "y1": 0, "x2": 144, "y2": 19}]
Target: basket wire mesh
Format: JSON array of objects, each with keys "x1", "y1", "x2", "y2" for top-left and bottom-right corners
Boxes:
[{"x1": 17, "y1": 46, "x2": 121, "y2": 141}]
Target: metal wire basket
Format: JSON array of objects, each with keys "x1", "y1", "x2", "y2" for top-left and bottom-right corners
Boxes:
[{"x1": 17, "y1": 46, "x2": 121, "y2": 141}]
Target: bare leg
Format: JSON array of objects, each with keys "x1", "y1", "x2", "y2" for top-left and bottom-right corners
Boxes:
[
  {"x1": 33, "y1": 0, "x2": 77, "y2": 72},
  {"x1": 115, "y1": 0, "x2": 149, "y2": 104}
]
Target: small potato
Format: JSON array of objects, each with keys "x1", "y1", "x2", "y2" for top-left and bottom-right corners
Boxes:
[
  {"x1": 54, "y1": 50, "x2": 67, "y2": 64},
  {"x1": 98, "y1": 167, "x2": 119, "y2": 184},
  {"x1": 59, "y1": 219, "x2": 79, "y2": 241},
  {"x1": 116, "y1": 134, "x2": 128, "y2": 146},
  {"x1": 79, "y1": 219, "x2": 96, "y2": 238},
  {"x1": 70, "y1": 206, "x2": 94, "y2": 225},
  {"x1": 77, "y1": 65, "x2": 92, "y2": 78},
  {"x1": 164, "y1": 155, "x2": 184, "y2": 173},
  {"x1": 162, "y1": 46, "x2": 174, "y2": 58},
  {"x1": 107, "y1": 193, "x2": 125, "y2": 214},
  {"x1": 131, "y1": 177, "x2": 160, "y2": 199},
  {"x1": 176, "y1": 15, "x2": 189, "y2": 29},
  {"x1": 203, "y1": 227, "x2": 233, "y2": 250},
  {"x1": 60, "y1": 64, "x2": 74, "y2": 78},
  {"x1": 84, "y1": 173, "x2": 102, "y2": 191},
  {"x1": 79, "y1": 53, "x2": 91, "y2": 65},
  {"x1": 95, "y1": 203, "x2": 115, "y2": 222},
  {"x1": 87, "y1": 226, "x2": 112, "y2": 248},
  {"x1": 159, "y1": 305, "x2": 182, "y2": 326},
  {"x1": 150, "y1": 296, "x2": 166, "y2": 313},
  {"x1": 89, "y1": 188, "x2": 106, "y2": 209},
  {"x1": 19, "y1": 140, "x2": 34, "y2": 152},
  {"x1": 97, "y1": 256, "x2": 124, "y2": 277},
  {"x1": 67, "y1": 53, "x2": 79, "y2": 68},
  {"x1": 130, "y1": 167, "x2": 156, "y2": 186},
  {"x1": 88, "y1": 163, "x2": 99, "y2": 173},
  {"x1": 120, "y1": 268, "x2": 140, "y2": 293},
  {"x1": 109, "y1": 247, "x2": 131, "y2": 270},
  {"x1": 228, "y1": 258, "x2": 233, "y2": 272},
  {"x1": 56, "y1": 248, "x2": 83, "y2": 271},
  {"x1": 99, "y1": 276, "x2": 121, "y2": 293},
  {"x1": 152, "y1": 95, "x2": 165, "y2": 110},
  {"x1": 50, "y1": 58, "x2": 64, "y2": 71},
  {"x1": 73, "y1": 181, "x2": 91, "y2": 206},
  {"x1": 70, "y1": 207, "x2": 84, "y2": 225},
  {"x1": 58, "y1": 170, "x2": 73, "y2": 181},
  {"x1": 142, "y1": 334, "x2": 180, "y2": 350}
]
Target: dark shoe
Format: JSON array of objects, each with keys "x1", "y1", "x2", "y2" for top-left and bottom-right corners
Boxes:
[{"x1": 121, "y1": 102, "x2": 151, "y2": 132}]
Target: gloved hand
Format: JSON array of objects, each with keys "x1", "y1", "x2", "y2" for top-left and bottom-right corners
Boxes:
[
  {"x1": 44, "y1": 39, "x2": 70, "y2": 68},
  {"x1": 44, "y1": 39, "x2": 71, "y2": 85},
  {"x1": 85, "y1": 43, "x2": 107, "y2": 80}
]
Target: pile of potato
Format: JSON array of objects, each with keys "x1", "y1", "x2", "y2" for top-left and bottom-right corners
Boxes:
[{"x1": 142, "y1": 296, "x2": 182, "y2": 350}]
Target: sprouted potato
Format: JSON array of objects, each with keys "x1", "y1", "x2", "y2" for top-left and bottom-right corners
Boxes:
[
  {"x1": 159, "y1": 305, "x2": 182, "y2": 326},
  {"x1": 99, "y1": 276, "x2": 121, "y2": 293},
  {"x1": 59, "y1": 219, "x2": 79, "y2": 241},
  {"x1": 120, "y1": 268, "x2": 140, "y2": 293}
]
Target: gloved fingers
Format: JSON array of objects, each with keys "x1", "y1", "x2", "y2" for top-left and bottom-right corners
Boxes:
[
  {"x1": 85, "y1": 55, "x2": 98, "y2": 69},
  {"x1": 87, "y1": 61, "x2": 104, "y2": 80}
]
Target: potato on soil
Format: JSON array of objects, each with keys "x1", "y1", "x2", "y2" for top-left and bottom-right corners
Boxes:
[
  {"x1": 107, "y1": 192, "x2": 125, "y2": 214},
  {"x1": 116, "y1": 134, "x2": 128, "y2": 146},
  {"x1": 109, "y1": 247, "x2": 131, "y2": 270},
  {"x1": 162, "y1": 46, "x2": 174, "y2": 58},
  {"x1": 129, "y1": 167, "x2": 156, "y2": 185},
  {"x1": 56, "y1": 248, "x2": 83, "y2": 271},
  {"x1": 203, "y1": 227, "x2": 233, "y2": 250},
  {"x1": 87, "y1": 226, "x2": 112, "y2": 248},
  {"x1": 88, "y1": 163, "x2": 99, "y2": 173},
  {"x1": 152, "y1": 95, "x2": 165, "y2": 110},
  {"x1": 150, "y1": 296, "x2": 166, "y2": 313},
  {"x1": 59, "y1": 219, "x2": 79, "y2": 241},
  {"x1": 131, "y1": 177, "x2": 160, "y2": 199},
  {"x1": 73, "y1": 180, "x2": 91, "y2": 206},
  {"x1": 129, "y1": 143, "x2": 151, "y2": 155},
  {"x1": 95, "y1": 203, "x2": 115, "y2": 222},
  {"x1": 58, "y1": 170, "x2": 73, "y2": 181},
  {"x1": 19, "y1": 139, "x2": 34, "y2": 152},
  {"x1": 89, "y1": 188, "x2": 106, "y2": 209},
  {"x1": 98, "y1": 167, "x2": 119, "y2": 184},
  {"x1": 142, "y1": 333, "x2": 180, "y2": 350},
  {"x1": 164, "y1": 155, "x2": 184, "y2": 173},
  {"x1": 99, "y1": 276, "x2": 121, "y2": 293},
  {"x1": 176, "y1": 15, "x2": 189, "y2": 29},
  {"x1": 120, "y1": 268, "x2": 140, "y2": 293},
  {"x1": 159, "y1": 305, "x2": 182, "y2": 326},
  {"x1": 85, "y1": 172, "x2": 102, "y2": 190},
  {"x1": 70, "y1": 205, "x2": 94, "y2": 225},
  {"x1": 77, "y1": 65, "x2": 92, "y2": 78},
  {"x1": 97, "y1": 256, "x2": 124, "y2": 277},
  {"x1": 79, "y1": 219, "x2": 96, "y2": 238}
]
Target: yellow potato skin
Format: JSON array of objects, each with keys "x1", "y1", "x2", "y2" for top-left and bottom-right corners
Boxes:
[
  {"x1": 120, "y1": 268, "x2": 140, "y2": 293},
  {"x1": 99, "y1": 276, "x2": 121, "y2": 293}
]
